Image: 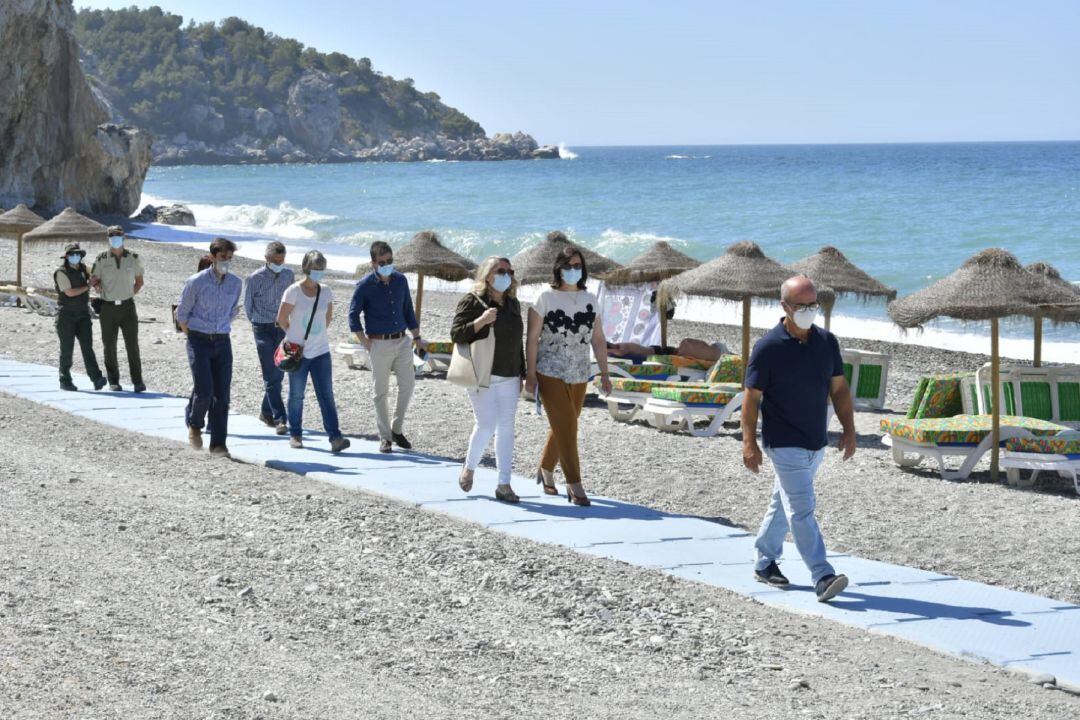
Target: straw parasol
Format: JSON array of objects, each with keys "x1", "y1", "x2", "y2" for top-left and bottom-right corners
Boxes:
[
  {"x1": 659, "y1": 240, "x2": 835, "y2": 374},
  {"x1": 392, "y1": 230, "x2": 477, "y2": 322},
  {"x1": 599, "y1": 241, "x2": 701, "y2": 347},
  {"x1": 888, "y1": 248, "x2": 1079, "y2": 480},
  {"x1": 1025, "y1": 262, "x2": 1080, "y2": 367},
  {"x1": 789, "y1": 245, "x2": 896, "y2": 332},
  {"x1": 511, "y1": 231, "x2": 622, "y2": 286},
  {"x1": 0, "y1": 204, "x2": 45, "y2": 289},
  {"x1": 23, "y1": 207, "x2": 108, "y2": 245}
]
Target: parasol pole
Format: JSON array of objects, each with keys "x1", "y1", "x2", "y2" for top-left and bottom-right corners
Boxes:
[
  {"x1": 414, "y1": 272, "x2": 425, "y2": 325},
  {"x1": 1033, "y1": 314, "x2": 1043, "y2": 368},
  {"x1": 823, "y1": 305, "x2": 832, "y2": 333},
  {"x1": 990, "y1": 318, "x2": 1000, "y2": 482},
  {"x1": 659, "y1": 285, "x2": 669, "y2": 348},
  {"x1": 741, "y1": 295, "x2": 751, "y2": 378},
  {"x1": 17, "y1": 231, "x2": 25, "y2": 288}
]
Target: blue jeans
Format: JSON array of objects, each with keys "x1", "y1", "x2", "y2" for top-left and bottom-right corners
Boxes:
[
  {"x1": 185, "y1": 332, "x2": 233, "y2": 449},
  {"x1": 287, "y1": 351, "x2": 341, "y2": 440},
  {"x1": 252, "y1": 323, "x2": 286, "y2": 424},
  {"x1": 753, "y1": 447, "x2": 834, "y2": 584}
]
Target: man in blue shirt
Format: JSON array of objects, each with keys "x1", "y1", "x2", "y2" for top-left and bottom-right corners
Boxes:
[
  {"x1": 741, "y1": 275, "x2": 856, "y2": 602},
  {"x1": 244, "y1": 241, "x2": 294, "y2": 434},
  {"x1": 348, "y1": 241, "x2": 426, "y2": 453},
  {"x1": 176, "y1": 237, "x2": 242, "y2": 457}
]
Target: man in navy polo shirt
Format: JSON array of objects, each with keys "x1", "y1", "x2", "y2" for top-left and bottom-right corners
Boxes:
[
  {"x1": 741, "y1": 275, "x2": 856, "y2": 602},
  {"x1": 348, "y1": 240, "x2": 426, "y2": 454}
]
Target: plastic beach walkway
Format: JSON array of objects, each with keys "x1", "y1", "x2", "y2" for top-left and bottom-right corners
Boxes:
[{"x1": 3, "y1": 356, "x2": 1079, "y2": 690}]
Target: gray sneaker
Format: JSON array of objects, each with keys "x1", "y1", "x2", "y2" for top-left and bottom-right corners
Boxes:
[
  {"x1": 329, "y1": 436, "x2": 351, "y2": 454},
  {"x1": 815, "y1": 574, "x2": 849, "y2": 602}
]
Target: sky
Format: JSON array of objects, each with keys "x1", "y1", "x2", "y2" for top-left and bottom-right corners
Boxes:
[{"x1": 76, "y1": 0, "x2": 1080, "y2": 146}]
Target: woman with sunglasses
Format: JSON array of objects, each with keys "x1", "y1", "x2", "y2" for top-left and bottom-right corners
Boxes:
[
  {"x1": 525, "y1": 238, "x2": 612, "y2": 506},
  {"x1": 451, "y1": 256, "x2": 526, "y2": 503}
]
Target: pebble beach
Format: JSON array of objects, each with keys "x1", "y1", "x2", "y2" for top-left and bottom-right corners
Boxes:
[{"x1": 1, "y1": 236, "x2": 1078, "y2": 718}]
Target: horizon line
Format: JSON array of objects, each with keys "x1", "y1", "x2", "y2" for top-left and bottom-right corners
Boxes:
[{"x1": 550, "y1": 138, "x2": 1080, "y2": 149}]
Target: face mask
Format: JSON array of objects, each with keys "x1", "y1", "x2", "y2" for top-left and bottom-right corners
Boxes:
[
  {"x1": 792, "y1": 308, "x2": 817, "y2": 330},
  {"x1": 376, "y1": 263, "x2": 394, "y2": 277},
  {"x1": 267, "y1": 262, "x2": 285, "y2": 274},
  {"x1": 308, "y1": 270, "x2": 325, "y2": 282},
  {"x1": 491, "y1": 273, "x2": 512, "y2": 293},
  {"x1": 561, "y1": 267, "x2": 582, "y2": 286},
  {"x1": 109, "y1": 236, "x2": 124, "y2": 249},
  {"x1": 67, "y1": 254, "x2": 82, "y2": 265},
  {"x1": 214, "y1": 260, "x2": 231, "y2": 275}
]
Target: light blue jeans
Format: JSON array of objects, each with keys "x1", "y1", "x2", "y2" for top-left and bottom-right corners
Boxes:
[{"x1": 753, "y1": 446, "x2": 834, "y2": 584}]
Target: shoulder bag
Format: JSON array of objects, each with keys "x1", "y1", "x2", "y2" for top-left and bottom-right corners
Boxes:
[
  {"x1": 274, "y1": 284, "x2": 321, "y2": 373},
  {"x1": 447, "y1": 293, "x2": 497, "y2": 389}
]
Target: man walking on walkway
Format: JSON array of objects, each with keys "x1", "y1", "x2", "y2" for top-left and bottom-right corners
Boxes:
[
  {"x1": 244, "y1": 241, "x2": 293, "y2": 434},
  {"x1": 176, "y1": 237, "x2": 242, "y2": 458},
  {"x1": 742, "y1": 275, "x2": 856, "y2": 603},
  {"x1": 91, "y1": 226, "x2": 146, "y2": 392},
  {"x1": 348, "y1": 241, "x2": 426, "y2": 454}
]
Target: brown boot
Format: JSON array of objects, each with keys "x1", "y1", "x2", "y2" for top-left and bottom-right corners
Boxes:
[{"x1": 188, "y1": 426, "x2": 203, "y2": 450}]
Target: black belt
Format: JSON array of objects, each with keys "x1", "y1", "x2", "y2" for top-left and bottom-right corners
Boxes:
[
  {"x1": 100, "y1": 297, "x2": 135, "y2": 307},
  {"x1": 367, "y1": 331, "x2": 406, "y2": 340},
  {"x1": 252, "y1": 321, "x2": 278, "y2": 328},
  {"x1": 188, "y1": 329, "x2": 231, "y2": 341}
]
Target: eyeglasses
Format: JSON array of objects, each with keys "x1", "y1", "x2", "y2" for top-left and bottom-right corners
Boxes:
[
  {"x1": 786, "y1": 302, "x2": 820, "y2": 312},
  {"x1": 565, "y1": 262, "x2": 583, "y2": 269},
  {"x1": 494, "y1": 268, "x2": 515, "y2": 277},
  {"x1": 374, "y1": 258, "x2": 393, "y2": 267}
]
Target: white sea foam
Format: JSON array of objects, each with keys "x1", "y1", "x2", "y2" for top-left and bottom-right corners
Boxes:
[
  {"x1": 558, "y1": 142, "x2": 578, "y2": 160},
  {"x1": 665, "y1": 154, "x2": 711, "y2": 160},
  {"x1": 137, "y1": 193, "x2": 334, "y2": 241},
  {"x1": 594, "y1": 228, "x2": 691, "y2": 257}
]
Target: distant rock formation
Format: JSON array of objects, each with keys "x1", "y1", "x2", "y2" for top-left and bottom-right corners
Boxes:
[
  {"x1": 0, "y1": 0, "x2": 151, "y2": 215},
  {"x1": 136, "y1": 203, "x2": 196, "y2": 226}
]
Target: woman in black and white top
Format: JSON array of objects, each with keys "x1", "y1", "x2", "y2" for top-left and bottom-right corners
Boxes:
[
  {"x1": 450, "y1": 256, "x2": 525, "y2": 503},
  {"x1": 525, "y1": 241, "x2": 612, "y2": 506}
]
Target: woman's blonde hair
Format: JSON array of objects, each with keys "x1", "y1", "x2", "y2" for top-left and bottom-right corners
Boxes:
[{"x1": 472, "y1": 255, "x2": 517, "y2": 298}]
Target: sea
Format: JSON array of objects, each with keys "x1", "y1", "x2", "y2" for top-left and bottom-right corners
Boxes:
[{"x1": 136, "y1": 141, "x2": 1080, "y2": 363}]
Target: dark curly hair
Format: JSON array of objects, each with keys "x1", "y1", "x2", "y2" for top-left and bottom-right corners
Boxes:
[{"x1": 550, "y1": 244, "x2": 588, "y2": 290}]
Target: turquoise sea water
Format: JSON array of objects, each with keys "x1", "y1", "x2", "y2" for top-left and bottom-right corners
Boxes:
[{"x1": 139, "y1": 142, "x2": 1080, "y2": 353}]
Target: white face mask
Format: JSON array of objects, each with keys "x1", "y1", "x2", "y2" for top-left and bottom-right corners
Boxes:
[
  {"x1": 491, "y1": 273, "x2": 512, "y2": 293},
  {"x1": 792, "y1": 307, "x2": 817, "y2": 330},
  {"x1": 67, "y1": 254, "x2": 82, "y2": 266},
  {"x1": 214, "y1": 260, "x2": 231, "y2": 275},
  {"x1": 109, "y1": 236, "x2": 124, "y2": 249},
  {"x1": 267, "y1": 262, "x2": 285, "y2": 274}
]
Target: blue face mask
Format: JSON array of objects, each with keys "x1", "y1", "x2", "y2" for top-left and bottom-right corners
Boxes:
[
  {"x1": 491, "y1": 273, "x2": 512, "y2": 293},
  {"x1": 561, "y1": 267, "x2": 583, "y2": 286},
  {"x1": 376, "y1": 263, "x2": 394, "y2": 277},
  {"x1": 109, "y1": 236, "x2": 124, "y2": 249},
  {"x1": 67, "y1": 254, "x2": 82, "y2": 265},
  {"x1": 308, "y1": 270, "x2": 325, "y2": 282},
  {"x1": 267, "y1": 262, "x2": 285, "y2": 274}
]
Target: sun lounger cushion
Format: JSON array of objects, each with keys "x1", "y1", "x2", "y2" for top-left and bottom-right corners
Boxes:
[
  {"x1": 605, "y1": 378, "x2": 713, "y2": 394},
  {"x1": 651, "y1": 383, "x2": 742, "y2": 407},
  {"x1": 624, "y1": 362, "x2": 678, "y2": 379},
  {"x1": 880, "y1": 415, "x2": 1066, "y2": 445},
  {"x1": 425, "y1": 341, "x2": 453, "y2": 355},
  {"x1": 1003, "y1": 437, "x2": 1080, "y2": 457},
  {"x1": 705, "y1": 355, "x2": 744, "y2": 384},
  {"x1": 906, "y1": 373, "x2": 970, "y2": 419},
  {"x1": 645, "y1": 354, "x2": 713, "y2": 371},
  {"x1": 1058, "y1": 382, "x2": 1080, "y2": 422}
]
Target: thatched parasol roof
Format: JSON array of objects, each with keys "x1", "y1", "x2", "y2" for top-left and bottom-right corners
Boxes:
[
  {"x1": 0, "y1": 204, "x2": 45, "y2": 235},
  {"x1": 23, "y1": 207, "x2": 108, "y2": 243},
  {"x1": 1026, "y1": 262, "x2": 1080, "y2": 297},
  {"x1": 599, "y1": 241, "x2": 700, "y2": 286},
  {"x1": 511, "y1": 231, "x2": 622, "y2": 285},
  {"x1": 889, "y1": 249, "x2": 1079, "y2": 328},
  {"x1": 789, "y1": 245, "x2": 896, "y2": 300},
  {"x1": 1027, "y1": 263, "x2": 1080, "y2": 324},
  {"x1": 392, "y1": 230, "x2": 477, "y2": 282},
  {"x1": 660, "y1": 240, "x2": 835, "y2": 306}
]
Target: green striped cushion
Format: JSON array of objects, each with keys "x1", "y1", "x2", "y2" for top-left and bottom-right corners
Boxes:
[
  {"x1": 1019, "y1": 381, "x2": 1053, "y2": 421},
  {"x1": 1059, "y1": 382, "x2": 1080, "y2": 422},
  {"x1": 856, "y1": 363, "x2": 883, "y2": 399}
]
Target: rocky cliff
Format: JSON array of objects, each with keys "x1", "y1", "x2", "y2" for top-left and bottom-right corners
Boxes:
[{"x1": 0, "y1": 0, "x2": 151, "y2": 215}]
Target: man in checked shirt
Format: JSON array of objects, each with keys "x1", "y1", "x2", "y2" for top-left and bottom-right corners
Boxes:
[{"x1": 244, "y1": 241, "x2": 294, "y2": 434}]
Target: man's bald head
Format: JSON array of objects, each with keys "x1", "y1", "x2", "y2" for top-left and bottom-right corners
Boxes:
[{"x1": 781, "y1": 275, "x2": 817, "y2": 306}]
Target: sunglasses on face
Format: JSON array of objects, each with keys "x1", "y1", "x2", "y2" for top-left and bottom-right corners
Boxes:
[
  {"x1": 565, "y1": 262, "x2": 583, "y2": 269},
  {"x1": 494, "y1": 268, "x2": 515, "y2": 277},
  {"x1": 374, "y1": 258, "x2": 393, "y2": 267}
]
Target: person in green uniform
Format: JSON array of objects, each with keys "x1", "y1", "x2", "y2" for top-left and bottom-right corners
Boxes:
[
  {"x1": 91, "y1": 226, "x2": 146, "y2": 392},
  {"x1": 53, "y1": 243, "x2": 106, "y2": 392}
]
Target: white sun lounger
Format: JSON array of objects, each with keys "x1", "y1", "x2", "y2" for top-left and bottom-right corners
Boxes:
[{"x1": 641, "y1": 391, "x2": 746, "y2": 437}]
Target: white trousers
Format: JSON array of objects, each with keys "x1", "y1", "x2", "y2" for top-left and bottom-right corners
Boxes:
[{"x1": 465, "y1": 375, "x2": 521, "y2": 484}]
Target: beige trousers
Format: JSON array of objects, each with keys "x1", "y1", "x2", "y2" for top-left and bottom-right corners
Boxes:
[{"x1": 369, "y1": 335, "x2": 415, "y2": 440}]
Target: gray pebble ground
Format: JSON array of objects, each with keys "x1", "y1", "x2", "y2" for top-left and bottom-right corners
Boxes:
[{"x1": 1, "y1": 238, "x2": 1077, "y2": 718}]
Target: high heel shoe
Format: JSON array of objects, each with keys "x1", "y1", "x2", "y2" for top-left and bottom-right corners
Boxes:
[
  {"x1": 536, "y1": 467, "x2": 558, "y2": 495},
  {"x1": 565, "y1": 483, "x2": 591, "y2": 507}
]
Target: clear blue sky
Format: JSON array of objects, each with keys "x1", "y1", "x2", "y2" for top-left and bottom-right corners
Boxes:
[{"x1": 77, "y1": 0, "x2": 1079, "y2": 145}]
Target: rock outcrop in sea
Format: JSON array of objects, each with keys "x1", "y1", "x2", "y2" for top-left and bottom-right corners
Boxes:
[{"x1": 0, "y1": 0, "x2": 151, "y2": 215}]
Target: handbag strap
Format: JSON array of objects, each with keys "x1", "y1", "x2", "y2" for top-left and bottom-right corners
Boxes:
[{"x1": 301, "y1": 284, "x2": 322, "y2": 341}]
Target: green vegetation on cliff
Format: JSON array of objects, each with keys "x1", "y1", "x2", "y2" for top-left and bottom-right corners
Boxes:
[{"x1": 74, "y1": 6, "x2": 484, "y2": 148}]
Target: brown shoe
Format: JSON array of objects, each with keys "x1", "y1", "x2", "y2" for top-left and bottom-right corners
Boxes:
[
  {"x1": 494, "y1": 484, "x2": 519, "y2": 503},
  {"x1": 208, "y1": 445, "x2": 231, "y2": 459},
  {"x1": 330, "y1": 436, "x2": 351, "y2": 454},
  {"x1": 459, "y1": 467, "x2": 474, "y2": 493},
  {"x1": 566, "y1": 483, "x2": 591, "y2": 507},
  {"x1": 379, "y1": 439, "x2": 393, "y2": 454},
  {"x1": 536, "y1": 467, "x2": 558, "y2": 495},
  {"x1": 289, "y1": 437, "x2": 303, "y2": 449},
  {"x1": 188, "y1": 427, "x2": 203, "y2": 450}
]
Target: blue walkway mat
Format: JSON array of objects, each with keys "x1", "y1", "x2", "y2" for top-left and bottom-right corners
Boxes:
[{"x1": 1, "y1": 355, "x2": 1078, "y2": 689}]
